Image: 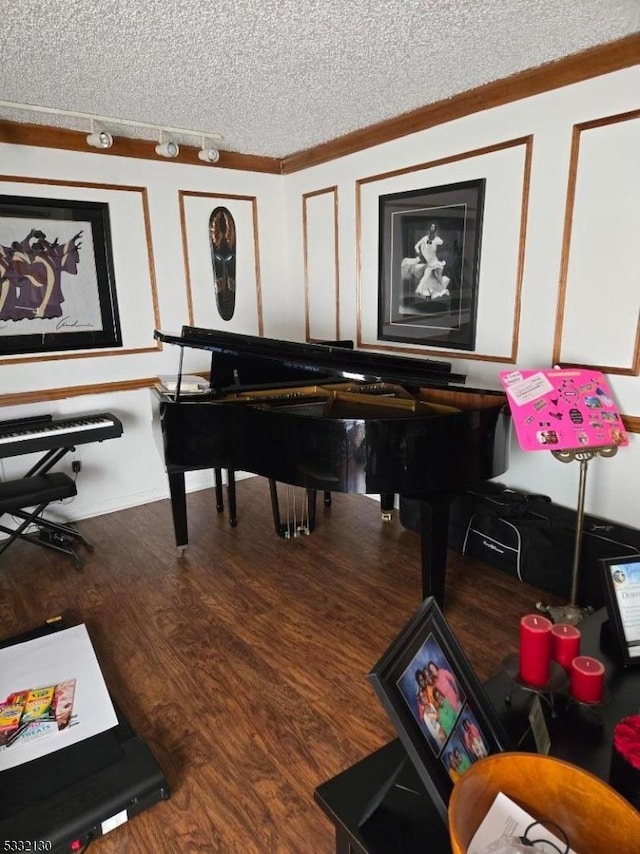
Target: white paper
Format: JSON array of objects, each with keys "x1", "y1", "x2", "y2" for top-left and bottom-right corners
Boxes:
[
  {"x1": 505, "y1": 372, "x2": 554, "y2": 406},
  {"x1": 468, "y1": 792, "x2": 577, "y2": 854},
  {"x1": 102, "y1": 809, "x2": 128, "y2": 834},
  {"x1": 158, "y1": 374, "x2": 209, "y2": 392},
  {"x1": 528, "y1": 696, "x2": 551, "y2": 755},
  {"x1": 0, "y1": 624, "x2": 118, "y2": 771},
  {"x1": 608, "y1": 558, "x2": 640, "y2": 658}
]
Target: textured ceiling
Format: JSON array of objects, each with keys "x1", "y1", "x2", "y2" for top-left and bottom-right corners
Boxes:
[{"x1": 1, "y1": 0, "x2": 638, "y2": 158}]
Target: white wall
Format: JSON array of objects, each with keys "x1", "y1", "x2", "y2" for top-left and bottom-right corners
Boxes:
[
  {"x1": 285, "y1": 66, "x2": 640, "y2": 528},
  {"x1": 0, "y1": 145, "x2": 292, "y2": 522},
  {"x1": 1, "y1": 64, "x2": 638, "y2": 534}
]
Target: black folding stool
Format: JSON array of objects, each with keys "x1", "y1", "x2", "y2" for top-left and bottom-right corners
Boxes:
[{"x1": 0, "y1": 473, "x2": 92, "y2": 569}]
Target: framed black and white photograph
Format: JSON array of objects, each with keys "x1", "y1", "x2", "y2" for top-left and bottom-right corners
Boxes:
[
  {"x1": 601, "y1": 554, "x2": 640, "y2": 669},
  {"x1": 368, "y1": 596, "x2": 510, "y2": 821},
  {"x1": 0, "y1": 195, "x2": 121, "y2": 356},
  {"x1": 377, "y1": 179, "x2": 485, "y2": 350}
]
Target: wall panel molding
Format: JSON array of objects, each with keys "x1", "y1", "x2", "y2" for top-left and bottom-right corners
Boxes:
[
  {"x1": 3, "y1": 377, "x2": 637, "y2": 433},
  {"x1": 355, "y1": 136, "x2": 532, "y2": 363},
  {"x1": 553, "y1": 109, "x2": 640, "y2": 375},
  {"x1": 302, "y1": 186, "x2": 340, "y2": 341},
  {"x1": 0, "y1": 377, "x2": 158, "y2": 407},
  {"x1": 178, "y1": 190, "x2": 264, "y2": 336},
  {"x1": 0, "y1": 174, "x2": 160, "y2": 367}
]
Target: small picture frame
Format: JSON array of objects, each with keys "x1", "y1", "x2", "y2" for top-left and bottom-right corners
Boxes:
[
  {"x1": 601, "y1": 554, "x2": 640, "y2": 669},
  {"x1": 368, "y1": 597, "x2": 510, "y2": 822}
]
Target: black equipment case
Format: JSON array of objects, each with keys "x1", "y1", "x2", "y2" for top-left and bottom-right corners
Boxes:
[
  {"x1": 0, "y1": 619, "x2": 170, "y2": 852},
  {"x1": 400, "y1": 484, "x2": 640, "y2": 608}
]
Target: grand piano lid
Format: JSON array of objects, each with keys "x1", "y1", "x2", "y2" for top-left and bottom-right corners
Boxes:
[{"x1": 154, "y1": 326, "x2": 468, "y2": 388}]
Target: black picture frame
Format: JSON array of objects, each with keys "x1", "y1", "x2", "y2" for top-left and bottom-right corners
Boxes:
[
  {"x1": 368, "y1": 597, "x2": 510, "y2": 822},
  {"x1": 601, "y1": 554, "x2": 640, "y2": 669},
  {"x1": 0, "y1": 195, "x2": 122, "y2": 356},
  {"x1": 377, "y1": 178, "x2": 485, "y2": 351}
]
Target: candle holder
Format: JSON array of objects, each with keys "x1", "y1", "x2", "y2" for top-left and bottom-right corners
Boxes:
[
  {"x1": 567, "y1": 688, "x2": 610, "y2": 727},
  {"x1": 502, "y1": 653, "x2": 569, "y2": 718}
]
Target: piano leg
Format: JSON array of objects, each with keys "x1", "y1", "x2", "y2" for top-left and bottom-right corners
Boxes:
[
  {"x1": 417, "y1": 495, "x2": 450, "y2": 609},
  {"x1": 380, "y1": 493, "x2": 395, "y2": 522},
  {"x1": 168, "y1": 471, "x2": 188, "y2": 557},
  {"x1": 227, "y1": 470, "x2": 237, "y2": 528},
  {"x1": 214, "y1": 468, "x2": 224, "y2": 513}
]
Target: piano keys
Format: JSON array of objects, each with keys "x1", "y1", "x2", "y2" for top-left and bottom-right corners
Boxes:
[
  {"x1": 0, "y1": 412, "x2": 123, "y2": 459},
  {"x1": 152, "y1": 326, "x2": 510, "y2": 607},
  {"x1": 0, "y1": 412, "x2": 123, "y2": 476}
]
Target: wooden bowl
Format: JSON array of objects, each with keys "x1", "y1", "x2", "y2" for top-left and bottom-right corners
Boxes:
[{"x1": 448, "y1": 752, "x2": 640, "y2": 854}]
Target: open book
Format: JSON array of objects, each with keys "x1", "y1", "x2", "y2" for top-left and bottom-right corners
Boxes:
[{"x1": 468, "y1": 792, "x2": 577, "y2": 853}]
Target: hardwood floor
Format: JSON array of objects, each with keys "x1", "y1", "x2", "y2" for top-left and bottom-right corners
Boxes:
[{"x1": 0, "y1": 478, "x2": 561, "y2": 853}]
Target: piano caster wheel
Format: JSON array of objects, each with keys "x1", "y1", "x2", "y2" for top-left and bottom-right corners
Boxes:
[
  {"x1": 176, "y1": 546, "x2": 186, "y2": 558},
  {"x1": 229, "y1": 519, "x2": 238, "y2": 528},
  {"x1": 381, "y1": 512, "x2": 392, "y2": 522}
]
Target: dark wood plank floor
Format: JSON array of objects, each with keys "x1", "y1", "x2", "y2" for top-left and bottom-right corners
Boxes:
[{"x1": 0, "y1": 478, "x2": 561, "y2": 853}]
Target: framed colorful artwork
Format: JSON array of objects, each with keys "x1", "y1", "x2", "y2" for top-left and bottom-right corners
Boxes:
[{"x1": 0, "y1": 194, "x2": 121, "y2": 356}]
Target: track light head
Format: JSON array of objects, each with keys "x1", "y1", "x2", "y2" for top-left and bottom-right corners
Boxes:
[
  {"x1": 155, "y1": 140, "x2": 179, "y2": 158},
  {"x1": 198, "y1": 147, "x2": 220, "y2": 163},
  {"x1": 86, "y1": 130, "x2": 113, "y2": 149}
]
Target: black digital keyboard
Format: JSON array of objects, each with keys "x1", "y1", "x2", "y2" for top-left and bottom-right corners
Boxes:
[{"x1": 0, "y1": 412, "x2": 123, "y2": 459}]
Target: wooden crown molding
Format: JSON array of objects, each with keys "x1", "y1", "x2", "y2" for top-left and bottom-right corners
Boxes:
[
  {"x1": 0, "y1": 119, "x2": 281, "y2": 174},
  {"x1": 0, "y1": 36, "x2": 636, "y2": 177},
  {"x1": 281, "y1": 34, "x2": 640, "y2": 173}
]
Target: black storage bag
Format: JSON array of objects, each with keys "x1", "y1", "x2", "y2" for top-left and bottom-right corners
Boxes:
[
  {"x1": 400, "y1": 484, "x2": 640, "y2": 607},
  {"x1": 400, "y1": 485, "x2": 573, "y2": 596},
  {"x1": 454, "y1": 488, "x2": 575, "y2": 598}
]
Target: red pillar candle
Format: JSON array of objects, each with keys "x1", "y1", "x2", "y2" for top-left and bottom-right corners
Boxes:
[
  {"x1": 551, "y1": 623, "x2": 581, "y2": 671},
  {"x1": 519, "y1": 614, "x2": 552, "y2": 686},
  {"x1": 570, "y1": 656, "x2": 605, "y2": 703}
]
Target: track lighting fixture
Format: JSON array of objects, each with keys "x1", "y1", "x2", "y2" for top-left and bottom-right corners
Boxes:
[
  {"x1": 86, "y1": 120, "x2": 113, "y2": 149},
  {"x1": 198, "y1": 136, "x2": 220, "y2": 163},
  {"x1": 198, "y1": 146, "x2": 220, "y2": 163},
  {"x1": 86, "y1": 130, "x2": 113, "y2": 149},
  {"x1": 155, "y1": 139, "x2": 179, "y2": 158},
  {"x1": 1, "y1": 101, "x2": 224, "y2": 163}
]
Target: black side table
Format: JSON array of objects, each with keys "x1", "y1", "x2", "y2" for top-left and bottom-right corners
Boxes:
[
  {"x1": 315, "y1": 609, "x2": 640, "y2": 854},
  {"x1": 314, "y1": 739, "x2": 451, "y2": 854}
]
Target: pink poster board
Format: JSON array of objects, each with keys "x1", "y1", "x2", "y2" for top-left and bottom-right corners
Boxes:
[{"x1": 499, "y1": 368, "x2": 628, "y2": 452}]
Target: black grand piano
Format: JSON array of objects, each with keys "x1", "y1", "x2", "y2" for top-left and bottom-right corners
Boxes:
[{"x1": 151, "y1": 326, "x2": 510, "y2": 608}]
